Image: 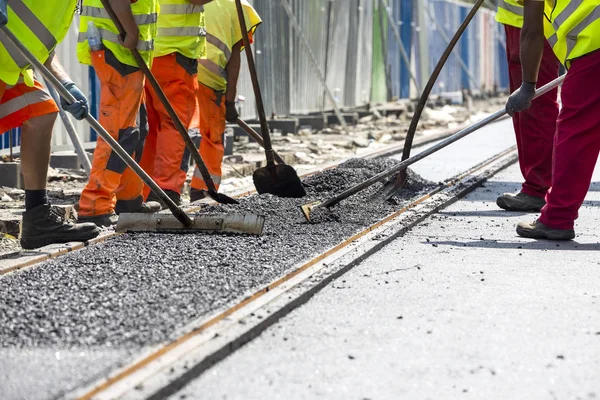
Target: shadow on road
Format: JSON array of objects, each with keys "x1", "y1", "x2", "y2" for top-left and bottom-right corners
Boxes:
[{"x1": 428, "y1": 239, "x2": 600, "y2": 252}]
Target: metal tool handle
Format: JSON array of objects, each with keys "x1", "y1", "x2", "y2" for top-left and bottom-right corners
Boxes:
[
  {"x1": 0, "y1": 25, "x2": 193, "y2": 227},
  {"x1": 97, "y1": 0, "x2": 221, "y2": 197},
  {"x1": 320, "y1": 75, "x2": 566, "y2": 209},
  {"x1": 236, "y1": 118, "x2": 286, "y2": 165},
  {"x1": 234, "y1": 0, "x2": 276, "y2": 167},
  {"x1": 45, "y1": 81, "x2": 93, "y2": 175}
]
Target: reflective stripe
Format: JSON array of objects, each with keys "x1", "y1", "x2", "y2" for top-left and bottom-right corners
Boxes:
[
  {"x1": 564, "y1": 6, "x2": 600, "y2": 59},
  {"x1": 160, "y1": 4, "x2": 203, "y2": 14},
  {"x1": 0, "y1": 30, "x2": 29, "y2": 68},
  {"x1": 199, "y1": 58, "x2": 227, "y2": 79},
  {"x1": 80, "y1": 6, "x2": 157, "y2": 25},
  {"x1": 206, "y1": 33, "x2": 231, "y2": 61},
  {"x1": 193, "y1": 168, "x2": 221, "y2": 185},
  {"x1": 498, "y1": 0, "x2": 523, "y2": 16},
  {"x1": 547, "y1": 32, "x2": 558, "y2": 47},
  {"x1": 9, "y1": 0, "x2": 57, "y2": 50},
  {"x1": 158, "y1": 27, "x2": 203, "y2": 37},
  {"x1": 77, "y1": 29, "x2": 154, "y2": 51},
  {"x1": 0, "y1": 89, "x2": 53, "y2": 119},
  {"x1": 552, "y1": 0, "x2": 583, "y2": 30}
]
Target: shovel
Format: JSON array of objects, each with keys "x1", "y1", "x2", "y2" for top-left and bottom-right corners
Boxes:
[
  {"x1": 300, "y1": 75, "x2": 566, "y2": 222},
  {"x1": 236, "y1": 118, "x2": 286, "y2": 165},
  {"x1": 0, "y1": 25, "x2": 264, "y2": 235},
  {"x1": 234, "y1": 0, "x2": 306, "y2": 198},
  {"x1": 99, "y1": 0, "x2": 238, "y2": 206},
  {"x1": 373, "y1": 0, "x2": 485, "y2": 201}
]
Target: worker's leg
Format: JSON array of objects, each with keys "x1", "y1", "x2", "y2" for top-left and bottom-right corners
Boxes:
[
  {"x1": 144, "y1": 54, "x2": 199, "y2": 203},
  {"x1": 79, "y1": 50, "x2": 153, "y2": 220},
  {"x1": 191, "y1": 84, "x2": 225, "y2": 193},
  {"x1": 537, "y1": 50, "x2": 600, "y2": 231},
  {"x1": 139, "y1": 84, "x2": 159, "y2": 201},
  {"x1": 0, "y1": 80, "x2": 99, "y2": 248}
]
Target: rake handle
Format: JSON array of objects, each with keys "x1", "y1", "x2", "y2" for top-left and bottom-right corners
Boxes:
[
  {"x1": 99, "y1": 0, "x2": 220, "y2": 196},
  {"x1": 236, "y1": 118, "x2": 286, "y2": 165},
  {"x1": 234, "y1": 0, "x2": 275, "y2": 167},
  {"x1": 319, "y1": 75, "x2": 566, "y2": 209},
  {"x1": 0, "y1": 25, "x2": 193, "y2": 227}
]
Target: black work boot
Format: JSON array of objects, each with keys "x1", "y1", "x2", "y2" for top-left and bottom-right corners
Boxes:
[
  {"x1": 516, "y1": 220, "x2": 575, "y2": 241},
  {"x1": 190, "y1": 188, "x2": 208, "y2": 202},
  {"x1": 115, "y1": 196, "x2": 162, "y2": 215},
  {"x1": 78, "y1": 213, "x2": 119, "y2": 228},
  {"x1": 147, "y1": 190, "x2": 181, "y2": 210},
  {"x1": 497, "y1": 192, "x2": 546, "y2": 212},
  {"x1": 20, "y1": 204, "x2": 100, "y2": 250}
]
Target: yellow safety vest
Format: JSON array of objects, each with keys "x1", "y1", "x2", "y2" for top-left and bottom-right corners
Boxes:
[
  {"x1": 496, "y1": 0, "x2": 524, "y2": 28},
  {"x1": 155, "y1": 0, "x2": 206, "y2": 60},
  {"x1": 198, "y1": 0, "x2": 261, "y2": 92},
  {"x1": 0, "y1": 0, "x2": 77, "y2": 86},
  {"x1": 77, "y1": 0, "x2": 159, "y2": 68},
  {"x1": 545, "y1": 0, "x2": 600, "y2": 68}
]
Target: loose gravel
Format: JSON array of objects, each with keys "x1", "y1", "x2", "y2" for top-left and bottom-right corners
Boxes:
[{"x1": 0, "y1": 159, "x2": 435, "y2": 349}]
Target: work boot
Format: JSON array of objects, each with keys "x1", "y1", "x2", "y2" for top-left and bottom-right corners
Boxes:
[
  {"x1": 516, "y1": 220, "x2": 575, "y2": 241},
  {"x1": 496, "y1": 192, "x2": 546, "y2": 212},
  {"x1": 190, "y1": 188, "x2": 208, "y2": 202},
  {"x1": 147, "y1": 190, "x2": 181, "y2": 210},
  {"x1": 114, "y1": 200, "x2": 162, "y2": 215},
  {"x1": 78, "y1": 213, "x2": 119, "y2": 228},
  {"x1": 20, "y1": 204, "x2": 100, "y2": 250}
]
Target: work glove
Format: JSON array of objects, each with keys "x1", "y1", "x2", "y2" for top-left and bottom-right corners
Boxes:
[
  {"x1": 505, "y1": 81, "x2": 536, "y2": 117},
  {"x1": 60, "y1": 81, "x2": 88, "y2": 120},
  {"x1": 0, "y1": 0, "x2": 8, "y2": 29},
  {"x1": 225, "y1": 101, "x2": 239, "y2": 123}
]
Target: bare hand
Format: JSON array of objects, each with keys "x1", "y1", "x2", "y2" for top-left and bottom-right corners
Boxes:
[{"x1": 118, "y1": 27, "x2": 139, "y2": 50}]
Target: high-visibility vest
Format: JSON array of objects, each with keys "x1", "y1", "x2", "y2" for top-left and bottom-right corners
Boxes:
[
  {"x1": 77, "y1": 0, "x2": 159, "y2": 68},
  {"x1": 496, "y1": 0, "x2": 523, "y2": 28},
  {"x1": 545, "y1": 0, "x2": 600, "y2": 67},
  {"x1": 0, "y1": 0, "x2": 77, "y2": 86},
  {"x1": 198, "y1": 0, "x2": 261, "y2": 92},
  {"x1": 155, "y1": 0, "x2": 206, "y2": 60}
]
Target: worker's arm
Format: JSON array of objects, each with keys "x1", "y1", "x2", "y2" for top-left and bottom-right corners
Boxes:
[
  {"x1": 0, "y1": 0, "x2": 8, "y2": 28},
  {"x1": 187, "y1": 0, "x2": 213, "y2": 5},
  {"x1": 224, "y1": 41, "x2": 243, "y2": 123},
  {"x1": 45, "y1": 52, "x2": 89, "y2": 120},
  {"x1": 505, "y1": 0, "x2": 546, "y2": 116},
  {"x1": 108, "y1": 0, "x2": 139, "y2": 50}
]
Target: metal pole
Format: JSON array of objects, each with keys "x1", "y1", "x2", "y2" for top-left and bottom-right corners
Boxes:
[
  {"x1": 380, "y1": 0, "x2": 422, "y2": 94},
  {"x1": 426, "y1": 6, "x2": 481, "y2": 91},
  {"x1": 279, "y1": 0, "x2": 348, "y2": 129},
  {"x1": 44, "y1": 80, "x2": 92, "y2": 175},
  {"x1": 378, "y1": 0, "x2": 393, "y2": 101},
  {"x1": 8, "y1": 129, "x2": 13, "y2": 162},
  {"x1": 415, "y1": 0, "x2": 431, "y2": 92}
]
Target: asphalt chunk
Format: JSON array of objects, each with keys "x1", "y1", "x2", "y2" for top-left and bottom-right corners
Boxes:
[{"x1": 0, "y1": 158, "x2": 435, "y2": 349}]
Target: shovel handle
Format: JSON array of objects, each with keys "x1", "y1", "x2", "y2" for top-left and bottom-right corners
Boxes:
[
  {"x1": 319, "y1": 75, "x2": 566, "y2": 209},
  {"x1": 234, "y1": 0, "x2": 276, "y2": 167},
  {"x1": 98, "y1": 0, "x2": 221, "y2": 197},
  {"x1": 236, "y1": 118, "x2": 286, "y2": 165},
  {"x1": 0, "y1": 25, "x2": 193, "y2": 228}
]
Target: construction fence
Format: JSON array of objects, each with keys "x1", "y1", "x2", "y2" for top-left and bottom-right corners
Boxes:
[{"x1": 1, "y1": 0, "x2": 508, "y2": 153}]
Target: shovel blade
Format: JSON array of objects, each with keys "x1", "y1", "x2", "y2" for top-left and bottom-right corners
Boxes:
[
  {"x1": 372, "y1": 171, "x2": 407, "y2": 201},
  {"x1": 208, "y1": 191, "x2": 240, "y2": 205},
  {"x1": 253, "y1": 164, "x2": 307, "y2": 198}
]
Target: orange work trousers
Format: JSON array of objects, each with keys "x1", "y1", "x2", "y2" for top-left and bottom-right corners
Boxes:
[
  {"x1": 0, "y1": 79, "x2": 58, "y2": 133},
  {"x1": 140, "y1": 53, "x2": 199, "y2": 198},
  {"x1": 79, "y1": 50, "x2": 147, "y2": 217},
  {"x1": 191, "y1": 83, "x2": 225, "y2": 191}
]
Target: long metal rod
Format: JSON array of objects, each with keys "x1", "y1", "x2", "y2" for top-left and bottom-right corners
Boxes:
[
  {"x1": 45, "y1": 80, "x2": 92, "y2": 175},
  {"x1": 380, "y1": 0, "x2": 422, "y2": 94},
  {"x1": 279, "y1": 0, "x2": 348, "y2": 129},
  {"x1": 0, "y1": 26, "x2": 193, "y2": 227},
  {"x1": 236, "y1": 118, "x2": 286, "y2": 165},
  {"x1": 319, "y1": 75, "x2": 566, "y2": 209},
  {"x1": 425, "y1": 6, "x2": 480, "y2": 91}
]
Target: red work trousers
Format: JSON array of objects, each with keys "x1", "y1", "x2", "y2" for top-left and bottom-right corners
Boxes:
[
  {"x1": 191, "y1": 83, "x2": 225, "y2": 191},
  {"x1": 140, "y1": 53, "x2": 199, "y2": 198},
  {"x1": 539, "y1": 50, "x2": 600, "y2": 230},
  {"x1": 505, "y1": 25, "x2": 560, "y2": 198},
  {"x1": 79, "y1": 50, "x2": 147, "y2": 217}
]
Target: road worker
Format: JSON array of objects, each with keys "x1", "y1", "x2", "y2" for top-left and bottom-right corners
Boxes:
[
  {"x1": 508, "y1": 0, "x2": 600, "y2": 240},
  {"x1": 495, "y1": 0, "x2": 560, "y2": 212},
  {"x1": 139, "y1": 0, "x2": 209, "y2": 207},
  {"x1": 0, "y1": 0, "x2": 100, "y2": 249},
  {"x1": 189, "y1": 0, "x2": 261, "y2": 201},
  {"x1": 76, "y1": 0, "x2": 161, "y2": 227}
]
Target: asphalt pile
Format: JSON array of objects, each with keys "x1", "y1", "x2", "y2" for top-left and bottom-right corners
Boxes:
[{"x1": 0, "y1": 158, "x2": 435, "y2": 349}]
